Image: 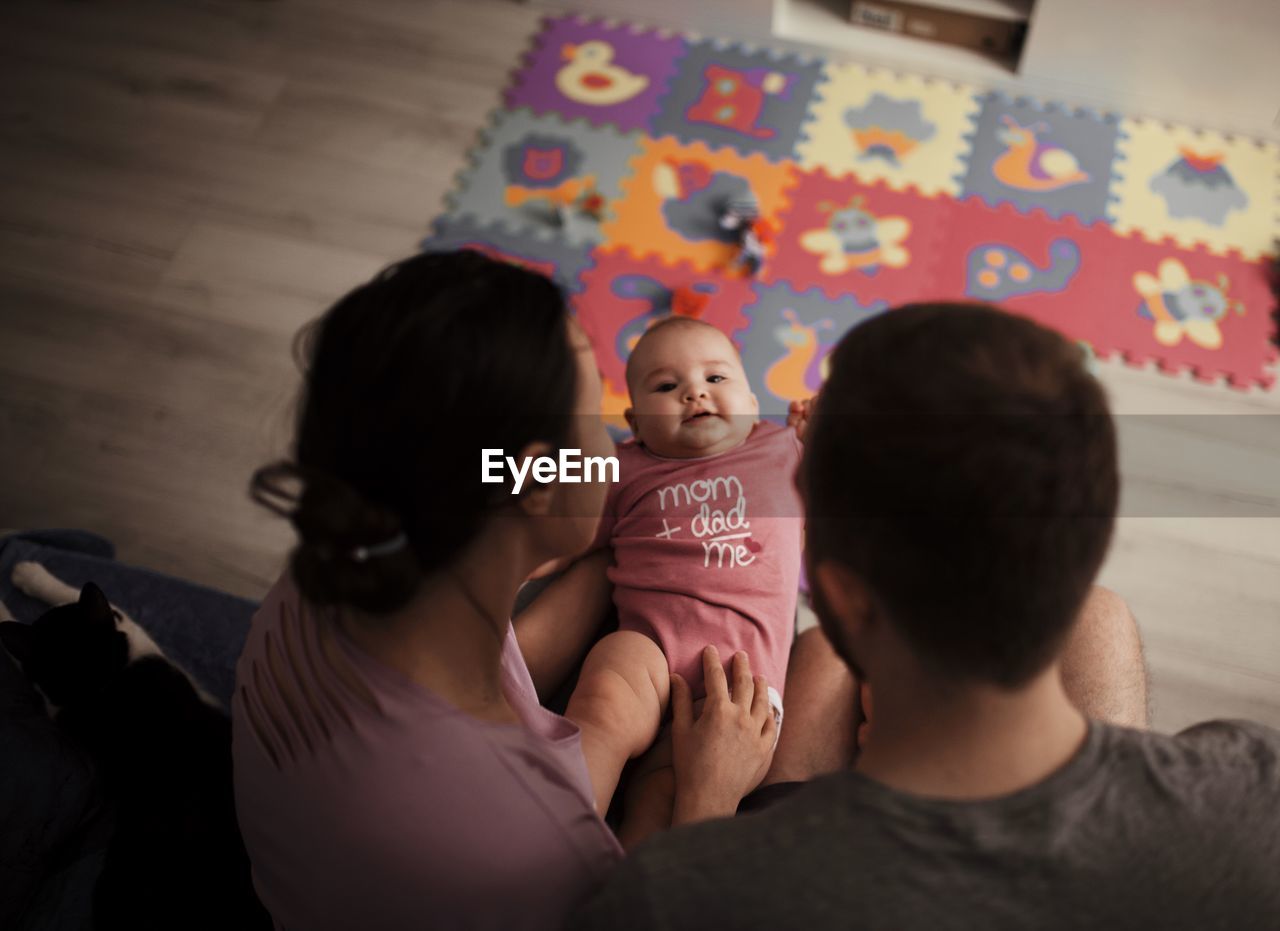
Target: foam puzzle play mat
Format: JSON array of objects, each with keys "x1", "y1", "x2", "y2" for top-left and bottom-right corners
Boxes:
[{"x1": 424, "y1": 15, "x2": 1280, "y2": 407}]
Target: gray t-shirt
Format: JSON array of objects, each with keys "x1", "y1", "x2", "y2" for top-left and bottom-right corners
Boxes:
[{"x1": 572, "y1": 721, "x2": 1280, "y2": 930}]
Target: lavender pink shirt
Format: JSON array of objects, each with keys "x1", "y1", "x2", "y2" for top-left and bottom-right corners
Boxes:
[
  {"x1": 598, "y1": 422, "x2": 805, "y2": 698},
  {"x1": 231, "y1": 574, "x2": 623, "y2": 931}
]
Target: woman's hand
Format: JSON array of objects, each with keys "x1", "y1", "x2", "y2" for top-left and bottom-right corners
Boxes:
[
  {"x1": 669, "y1": 646, "x2": 778, "y2": 826},
  {"x1": 787, "y1": 394, "x2": 818, "y2": 443}
]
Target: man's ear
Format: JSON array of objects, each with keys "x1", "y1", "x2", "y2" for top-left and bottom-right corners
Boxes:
[
  {"x1": 514, "y1": 441, "x2": 556, "y2": 517},
  {"x1": 623, "y1": 407, "x2": 637, "y2": 437},
  {"x1": 0, "y1": 621, "x2": 33, "y2": 668},
  {"x1": 812, "y1": 561, "x2": 874, "y2": 638}
]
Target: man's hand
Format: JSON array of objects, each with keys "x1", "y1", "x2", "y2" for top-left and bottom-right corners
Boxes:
[
  {"x1": 787, "y1": 395, "x2": 818, "y2": 443},
  {"x1": 670, "y1": 646, "x2": 777, "y2": 825}
]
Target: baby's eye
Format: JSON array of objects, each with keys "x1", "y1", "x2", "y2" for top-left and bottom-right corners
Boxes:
[
  {"x1": 707, "y1": 374, "x2": 726, "y2": 384},
  {"x1": 654, "y1": 382, "x2": 678, "y2": 393}
]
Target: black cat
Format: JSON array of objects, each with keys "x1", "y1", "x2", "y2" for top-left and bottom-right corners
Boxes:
[{"x1": 0, "y1": 582, "x2": 271, "y2": 930}]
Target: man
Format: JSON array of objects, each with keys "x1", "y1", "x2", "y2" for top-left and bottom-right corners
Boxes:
[{"x1": 572, "y1": 303, "x2": 1280, "y2": 929}]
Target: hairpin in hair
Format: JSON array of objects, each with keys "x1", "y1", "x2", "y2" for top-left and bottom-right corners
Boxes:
[{"x1": 350, "y1": 533, "x2": 408, "y2": 562}]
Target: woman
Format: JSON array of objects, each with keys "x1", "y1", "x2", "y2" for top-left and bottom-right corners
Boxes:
[{"x1": 232, "y1": 251, "x2": 776, "y2": 930}]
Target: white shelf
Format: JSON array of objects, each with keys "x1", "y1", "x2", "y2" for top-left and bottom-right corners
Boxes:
[
  {"x1": 773, "y1": 0, "x2": 1019, "y2": 81},
  {"x1": 899, "y1": 0, "x2": 1033, "y2": 22}
]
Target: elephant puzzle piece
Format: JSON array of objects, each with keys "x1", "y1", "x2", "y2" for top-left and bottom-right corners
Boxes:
[{"x1": 965, "y1": 238, "x2": 1081, "y2": 301}]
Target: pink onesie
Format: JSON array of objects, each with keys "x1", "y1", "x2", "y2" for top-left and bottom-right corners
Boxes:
[{"x1": 597, "y1": 422, "x2": 804, "y2": 699}]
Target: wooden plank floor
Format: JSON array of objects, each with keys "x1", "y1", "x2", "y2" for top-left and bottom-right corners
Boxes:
[{"x1": 0, "y1": 0, "x2": 1276, "y2": 732}]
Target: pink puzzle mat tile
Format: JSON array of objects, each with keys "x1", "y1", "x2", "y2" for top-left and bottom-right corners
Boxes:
[{"x1": 764, "y1": 167, "x2": 949, "y2": 306}]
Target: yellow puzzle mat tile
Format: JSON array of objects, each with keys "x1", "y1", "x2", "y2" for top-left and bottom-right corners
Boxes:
[
  {"x1": 1109, "y1": 120, "x2": 1279, "y2": 259},
  {"x1": 600, "y1": 136, "x2": 794, "y2": 271},
  {"x1": 797, "y1": 63, "x2": 980, "y2": 196}
]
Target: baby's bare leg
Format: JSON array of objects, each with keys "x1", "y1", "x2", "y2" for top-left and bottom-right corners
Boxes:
[{"x1": 566, "y1": 631, "x2": 670, "y2": 814}]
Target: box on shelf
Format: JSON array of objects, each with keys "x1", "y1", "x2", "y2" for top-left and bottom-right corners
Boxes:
[{"x1": 848, "y1": 1, "x2": 1027, "y2": 59}]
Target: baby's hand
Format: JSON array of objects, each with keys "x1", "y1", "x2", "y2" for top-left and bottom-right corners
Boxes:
[{"x1": 787, "y1": 395, "x2": 818, "y2": 443}]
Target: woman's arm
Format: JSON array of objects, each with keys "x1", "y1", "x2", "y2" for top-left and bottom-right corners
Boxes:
[{"x1": 514, "y1": 548, "x2": 614, "y2": 698}]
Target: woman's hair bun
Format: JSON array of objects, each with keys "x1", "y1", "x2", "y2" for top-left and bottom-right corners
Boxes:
[{"x1": 251, "y1": 462, "x2": 422, "y2": 614}]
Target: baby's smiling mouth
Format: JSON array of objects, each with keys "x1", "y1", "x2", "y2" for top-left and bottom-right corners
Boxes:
[{"x1": 682, "y1": 409, "x2": 717, "y2": 424}]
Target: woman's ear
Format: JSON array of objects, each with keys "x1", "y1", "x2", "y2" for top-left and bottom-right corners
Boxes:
[{"x1": 513, "y1": 441, "x2": 556, "y2": 517}]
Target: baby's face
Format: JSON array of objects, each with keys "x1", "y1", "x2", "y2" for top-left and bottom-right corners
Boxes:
[{"x1": 626, "y1": 323, "x2": 759, "y2": 459}]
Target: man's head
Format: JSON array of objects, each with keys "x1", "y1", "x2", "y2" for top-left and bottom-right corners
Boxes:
[
  {"x1": 625, "y1": 317, "x2": 759, "y2": 459},
  {"x1": 802, "y1": 303, "x2": 1118, "y2": 689}
]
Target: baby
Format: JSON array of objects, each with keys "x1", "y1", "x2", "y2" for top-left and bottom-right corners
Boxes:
[{"x1": 566, "y1": 315, "x2": 805, "y2": 841}]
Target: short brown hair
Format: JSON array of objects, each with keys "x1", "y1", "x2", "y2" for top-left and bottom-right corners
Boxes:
[
  {"x1": 802, "y1": 303, "x2": 1118, "y2": 687},
  {"x1": 624, "y1": 316, "x2": 731, "y2": 394}
]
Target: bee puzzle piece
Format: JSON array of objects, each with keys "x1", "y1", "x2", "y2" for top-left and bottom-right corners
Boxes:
[
  {"x1": 799, "y1": 197, "x2": 910, "y2": 275},
  {"x1": 1132, "y1": 257, "x2": 1245, "y2": 350}
]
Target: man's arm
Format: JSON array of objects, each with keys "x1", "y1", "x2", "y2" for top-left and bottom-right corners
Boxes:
[{"x1": 513, "y1": 548, "x2": 614, "y2": 699}]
